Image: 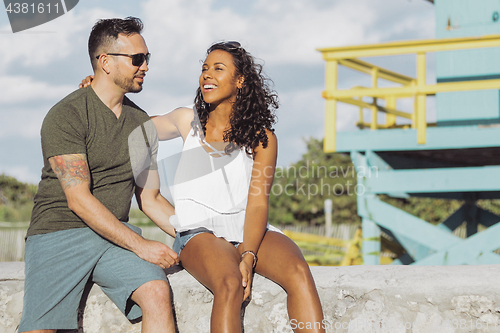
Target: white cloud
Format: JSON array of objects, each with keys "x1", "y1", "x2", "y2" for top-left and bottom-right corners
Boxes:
[
  {"x1": 135, "y1": 0, "x2": 434, "y2": 107},
  {"x1": 272, "y1": 87, "x2": 360, "y2": 166},
  {"x1": 274, "y1": 88, "x2": 325, "y2": 136},
  {"x1": 0, "y1": 7, "x2": 118, "y2": 73},
  {"x1": 0, "y1": 77, "x2": 76, "y2": 143},
  {"x1": 0, "y1": 106, "x2": 47, "y2": 139},
  {"x1": 0, "y1": 76, "x2": 74, "y2": 104},
  {"x1": 250, "y1": 0, "x2": 379, "y2": 64},
  {"x1": 139, "y1": 0, "x2": 378, "y2": 75},
  {"x1": 141, "y1": 0, "x2": 248, "y2": 60},
  {"x1": 0, "y1": 165, "x2": 40, "y2": 184},
  {"x1": 136, "y1": 0, "x2": 434, "y2": 71}
]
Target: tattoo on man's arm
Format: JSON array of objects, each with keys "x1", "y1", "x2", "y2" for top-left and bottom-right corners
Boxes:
[{"x1": 49, "y1": 154, "x2": 90, "y2": 190}]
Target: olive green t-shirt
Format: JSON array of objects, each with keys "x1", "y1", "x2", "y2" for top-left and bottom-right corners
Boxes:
[{"x1": 28, "y1": 86, "x2": 154, "y2": 237}]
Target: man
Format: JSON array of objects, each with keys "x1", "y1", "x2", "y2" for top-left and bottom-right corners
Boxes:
[{"x1": 18, "y1": 17, "x2": 178, "y2": 333}]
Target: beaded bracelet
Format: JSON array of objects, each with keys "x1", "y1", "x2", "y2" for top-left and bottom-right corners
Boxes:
[{"x1": 240, "y1": 250, "x2": 258, "y2": 268}]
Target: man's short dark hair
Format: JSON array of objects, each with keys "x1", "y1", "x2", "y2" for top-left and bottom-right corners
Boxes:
[{"x1": 88, "y1": 16, "x2": 144, "y2": 70}]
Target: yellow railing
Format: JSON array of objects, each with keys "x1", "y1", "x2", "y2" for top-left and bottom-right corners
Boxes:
[
  {"x1": 318, "y1": 35, "x2": 500, "y2": 152},
  {"x1": 284, "y1": 228, "x2": 363, "y2": 266}
]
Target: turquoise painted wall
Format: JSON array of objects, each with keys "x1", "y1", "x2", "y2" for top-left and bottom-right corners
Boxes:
[
  {"x1": 436, "y1": 90, "x2": 500, "y2": 124},
  {"x1": 435, "y1": 0, "x2": 500, "y2": 39},
  {"x1": 435, "y1": 0, "x2": 500, "y2": 124}
]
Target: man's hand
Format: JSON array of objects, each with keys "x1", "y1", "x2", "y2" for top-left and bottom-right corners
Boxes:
[
  {"x1": 79, "y1": 75, "x2": 94, "y2": 88},
  {"x1": 135, "y1": 238, "x2": 179, "y2": 269}
]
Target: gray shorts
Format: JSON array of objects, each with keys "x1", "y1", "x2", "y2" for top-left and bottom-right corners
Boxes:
[{"x1": 18, "y1": 223, "x2": 168, "y2": 332}]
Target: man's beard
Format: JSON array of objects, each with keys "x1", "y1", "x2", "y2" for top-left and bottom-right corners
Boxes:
[{"x1": 114, "y1": 71, "x2": 145, "y2": 93}]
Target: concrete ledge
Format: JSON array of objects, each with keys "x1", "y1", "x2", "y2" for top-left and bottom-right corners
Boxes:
[{"x1": 2, "y1": 263, "x2": 500, "y2": 332}]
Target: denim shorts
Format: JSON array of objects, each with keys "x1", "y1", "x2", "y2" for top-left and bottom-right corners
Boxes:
[
  {"x1": 173, "y1": 227, "x2": 240, "y2": 255},
  {"x1": 18, "y1": 223, "x2": 168, "y2": 332}
]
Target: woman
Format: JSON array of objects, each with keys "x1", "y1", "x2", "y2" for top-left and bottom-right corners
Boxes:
[{"x1": 153, "y1": 41, "x2": 325, "y2": 333}]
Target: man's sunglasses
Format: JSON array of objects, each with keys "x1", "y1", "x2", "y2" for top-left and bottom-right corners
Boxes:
[{"x1": 96, "y1": 53, "x2": 151, "y2": 67}]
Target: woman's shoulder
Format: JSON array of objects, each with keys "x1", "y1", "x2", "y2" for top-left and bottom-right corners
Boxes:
[
  {"x1": 262, "y1": 129, "x2": 277, "y2": 147},
  {"x1": 174, "y1": 107, "x2": 197, "y2": 137},
  {"x1": 173, "y1": 106, "x2": 195, "y2": 114},
  {"x1": 152, "y1": 106, "x2": 196, "y2": 141},
  {"x1": 253, "y1": 129, "x2": 277, "y2": 156},
  {"x1": 169, "y1": 106, "x2": 196, "y2": 121}
]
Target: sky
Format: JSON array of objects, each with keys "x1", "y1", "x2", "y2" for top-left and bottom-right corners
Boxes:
[{"x1": 0, "y1": 0, "x2": 435, "y2": 184}]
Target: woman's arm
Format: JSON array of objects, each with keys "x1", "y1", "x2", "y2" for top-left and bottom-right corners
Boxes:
[
  {"x1": 240, "y1": 129, "x2": 278, "y2": 297},
  {"x1": 152, "y1": 107, "x2": 195, "y2": 141},
  {"x1": 77, "y1": 75, "x2": 192, "y2": 142},
  {"x1": 135, "y1": 172, "x2": 176, "y2": 237}
]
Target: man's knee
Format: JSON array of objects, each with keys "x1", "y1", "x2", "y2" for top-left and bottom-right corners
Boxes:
[{"x1": 132, "y1": 279, "x2": 172, "y2": 308}]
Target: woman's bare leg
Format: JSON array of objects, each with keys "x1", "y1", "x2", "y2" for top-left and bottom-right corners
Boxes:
[
  {"x1": 180, "y1": 233, "x2": 243, "y2": 333},
  {"x1": 252, "y1": 231, "x2": 325, "y2": 333}
]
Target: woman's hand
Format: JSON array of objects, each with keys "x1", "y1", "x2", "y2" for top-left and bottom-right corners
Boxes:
[
  {"x1": 79, "y1": 75, "x2": 94, "y2": 88},
  {"x1": 239, "y1": 259, "x2": 253, "y2": 301}
]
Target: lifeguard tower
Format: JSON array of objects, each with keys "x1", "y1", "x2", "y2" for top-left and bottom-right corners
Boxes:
[{"x1": 318, "y1": 0, "x2": 500, "y2": 265}]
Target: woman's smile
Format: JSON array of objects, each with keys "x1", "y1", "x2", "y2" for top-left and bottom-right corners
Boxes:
[{"x1": 202, "y1": 83, "x2": 218, "y2": 92}]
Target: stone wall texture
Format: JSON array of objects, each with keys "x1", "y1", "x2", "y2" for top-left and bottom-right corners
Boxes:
[{"x1": 2, "y1": 262, "x2": 500, "y2": 332}]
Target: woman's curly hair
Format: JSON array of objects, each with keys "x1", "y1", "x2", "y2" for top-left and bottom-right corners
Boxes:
[{"x1": 193, "y1": 41, "x2": 279, "y2": 155}]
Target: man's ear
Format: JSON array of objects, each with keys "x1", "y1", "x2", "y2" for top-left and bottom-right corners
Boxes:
[{"x1": 97, "y1": 54, "x2": 111, "y2": 74}]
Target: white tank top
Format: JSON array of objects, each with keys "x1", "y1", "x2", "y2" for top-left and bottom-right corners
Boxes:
[{"x1": 169, "y1": 127, "x2": 255, "y2": 242}]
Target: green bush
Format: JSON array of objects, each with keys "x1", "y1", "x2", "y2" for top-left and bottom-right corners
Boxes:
[{"x1": 0, "y1": 174, "x2": 36, "y2": 222}]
